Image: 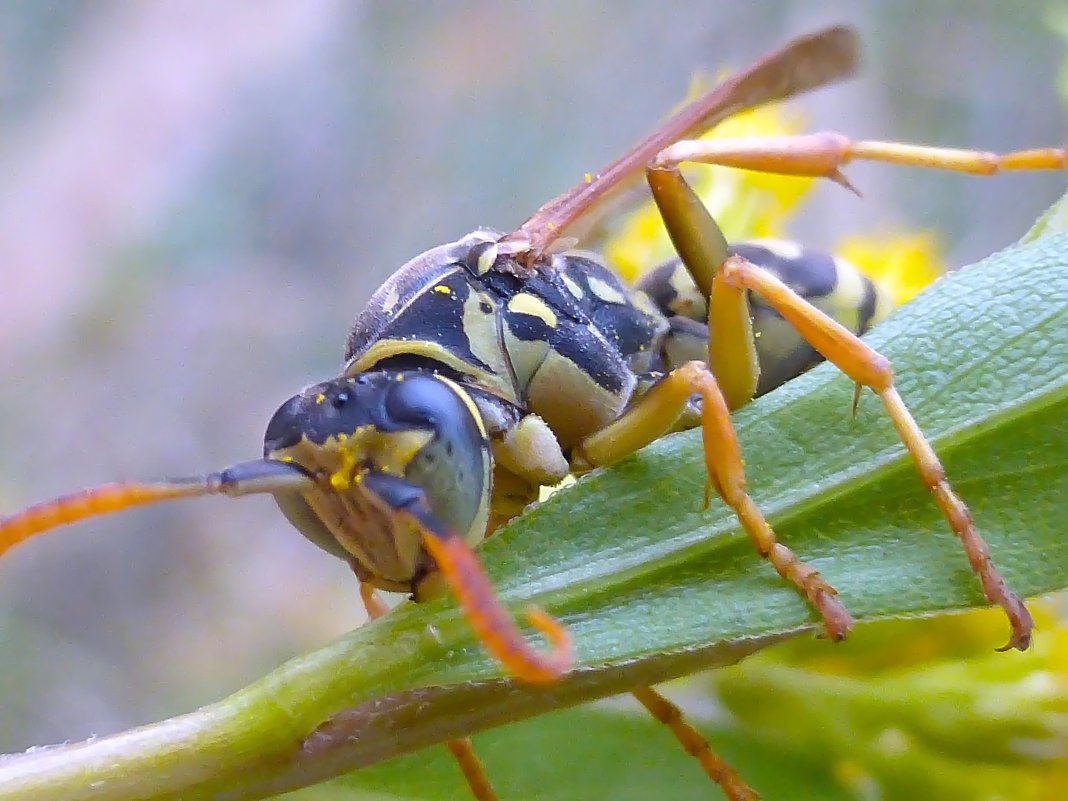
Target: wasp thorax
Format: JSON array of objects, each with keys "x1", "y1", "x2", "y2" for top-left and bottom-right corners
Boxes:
[{"x1": 262, "y1": 371, "x2": 492, "y2": 590}]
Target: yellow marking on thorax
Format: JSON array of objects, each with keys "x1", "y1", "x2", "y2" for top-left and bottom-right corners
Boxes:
[
  {"x1": 560, "y1": 272, "x2": 585, "y2": 299},
  {"x1": 507, "y1": 293, "x2": 558, "y2": 327},
  {"x1": 433, "y1": 284, "x2": 453, "y2": 295},
  {"x1": 349, "y1": 338, "x2": 519, "y2": 404},
  {"x1": 461, "y1": 291, "x2": 513, "y2": 389},
  {"x1": 476, "y1": 244, "x2": 499, "y2": 275},
  {"x1": 586, "y1": 275, "x2": 628, "y2": 305}
]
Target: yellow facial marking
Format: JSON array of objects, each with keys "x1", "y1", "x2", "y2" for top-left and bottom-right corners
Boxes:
[
  {"x1": 315, "y1": 393, "x2": 326, "y2": 405},
  {"x1": 328, "y1": 431, "x2": 364, "y2": 491},
  {"x1": 323, "y1": 425, "x2": 432, "y2": 491},
  {"x1": 508, "y1": 293, "x2": 558, "y2": 328}
]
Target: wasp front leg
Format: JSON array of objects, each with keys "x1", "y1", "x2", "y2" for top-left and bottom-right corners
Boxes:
[{"x1": 647, "y1": 164, "x2": 1034, "y2": 651}]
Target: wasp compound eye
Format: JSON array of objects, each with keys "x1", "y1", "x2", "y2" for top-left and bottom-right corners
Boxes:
[{"x1": 385, "y1": 373, "x2": 469, "y2": 431}]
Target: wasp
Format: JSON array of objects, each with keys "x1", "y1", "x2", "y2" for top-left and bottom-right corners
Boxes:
[{"x1": 1, "y1": 25, "x2": 1064, "y2": 801}]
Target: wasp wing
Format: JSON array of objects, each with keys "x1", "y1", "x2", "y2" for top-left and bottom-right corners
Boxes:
[{"x1": 506, "y1": 25, "x2": 861, "y2": 261}]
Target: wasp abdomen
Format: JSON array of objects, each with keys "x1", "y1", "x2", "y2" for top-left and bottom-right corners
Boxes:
[{"x1": 636, "y1": 238, "x2": 893, "y2": 395}]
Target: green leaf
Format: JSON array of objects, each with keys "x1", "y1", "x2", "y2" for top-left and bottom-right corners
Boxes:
[
  {"x1": 0, "y1": 227, "x2": 1065, "y2": 801},
  {"x1": 279, "y1": 704, "x2": 855, "y2": 801}
]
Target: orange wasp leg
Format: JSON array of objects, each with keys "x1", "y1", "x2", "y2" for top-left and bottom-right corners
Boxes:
[
  {"x1": 647, "y1": 167, "x2": 760, "y2": 411},
  {"x1": 572, "y1": 362, "x2": 847, "y2": 797},
  {"x1": 572, "y1": 359, "x2": 853, "y2": 642},
  {"x1": 654, "y1": 132, "x2": 1066, "y2": 192},
  {"x1": 632, "y1": 687, "x2": 759, "y2": 801},
  {"x1": 717, "y1": 254, "x2": 1034, "y2": 650},
  {"x1": 359, "y1": 584, "x2": 500, "y2": 801},
  {"x1": 415, "y1": 522, "x2": 573, "y2": 684}
]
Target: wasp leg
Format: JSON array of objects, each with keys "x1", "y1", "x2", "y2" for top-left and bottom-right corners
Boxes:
[
  {"x1": 572, "y1": 362, "x2": 852, "y2": 639},
  {"x1": 633, "y1": 687, "x2": 759, "y2": 801},
  {"x1": 402, "y1": 504, "x2": 573, "y2": 684},
  {"x1": 648, "y1": 161, "x2": 1032, "y2": 649},
  {"x1": 717, "y1": 254, "x2": 1034, "y2": 650},
  {"x1": 445, "y1": 740, "x2": 499, "y2": 801},
  {"x1": 647, "y1": 167, "x2": 760, "y2": 410},
  {"x1": 358, "y1": 581, "x2": 391, "y2": 619},
  {"x1": 655, "y1": 132, "x2": 1066, "y2": 191},
  {"x1": 358, "y1": 584, "x2": 500, "y2": 801},
  {"x1": 570, "y1": 363, "x2": 849, "y2": 789}
]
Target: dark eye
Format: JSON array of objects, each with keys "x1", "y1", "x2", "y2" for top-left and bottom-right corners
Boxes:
[
  {"x1": 333, "y1": 390, "x2": 350, "y2": 408},
  {"x1": 385, "y1": 374, "x2": 455, "y2": 428}
]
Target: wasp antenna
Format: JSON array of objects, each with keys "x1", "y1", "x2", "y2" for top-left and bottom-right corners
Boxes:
[
  {"x1": 507, "y1": 24, "x2": 861, "y2": 261},
  {"x1": 0, "y1": 459, "x2": 312, "y2": 558},
  {"x1": 420, "y1": 527, "x2": 573, "y2": 684}
]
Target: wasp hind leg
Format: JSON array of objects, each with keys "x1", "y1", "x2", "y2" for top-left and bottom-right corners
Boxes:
[
  {"x1": 712, "y1": 252, "x2": 1033, "y2": 649},
  {"x1": 653, "y1": 132, "x2": 1066, "y2": 188},
  {"x1": 646, "y1": 163, "x2": 1033, "y2": 651},
  {"x1": 358, "y1": 582, "x2": 501, "y2": 801}
]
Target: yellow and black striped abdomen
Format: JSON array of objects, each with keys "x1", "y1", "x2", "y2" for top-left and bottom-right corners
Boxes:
[{"x1": 634, "y1": 238, "x2": 895, "y2": 396}]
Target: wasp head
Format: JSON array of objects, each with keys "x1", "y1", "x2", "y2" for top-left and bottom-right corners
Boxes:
[{"x1": 263, "y1": 371, "x2": 491, "y2": 592}]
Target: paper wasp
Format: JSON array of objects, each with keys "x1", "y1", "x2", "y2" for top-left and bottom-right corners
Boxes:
[{"x1": 1, "y1": 25, "x2": 1064, "y2": 801}]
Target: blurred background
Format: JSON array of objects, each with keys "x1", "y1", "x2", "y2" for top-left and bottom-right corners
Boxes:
[{"x1": 0, "y1": 0, "x2": 1064, "y2": 783}]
